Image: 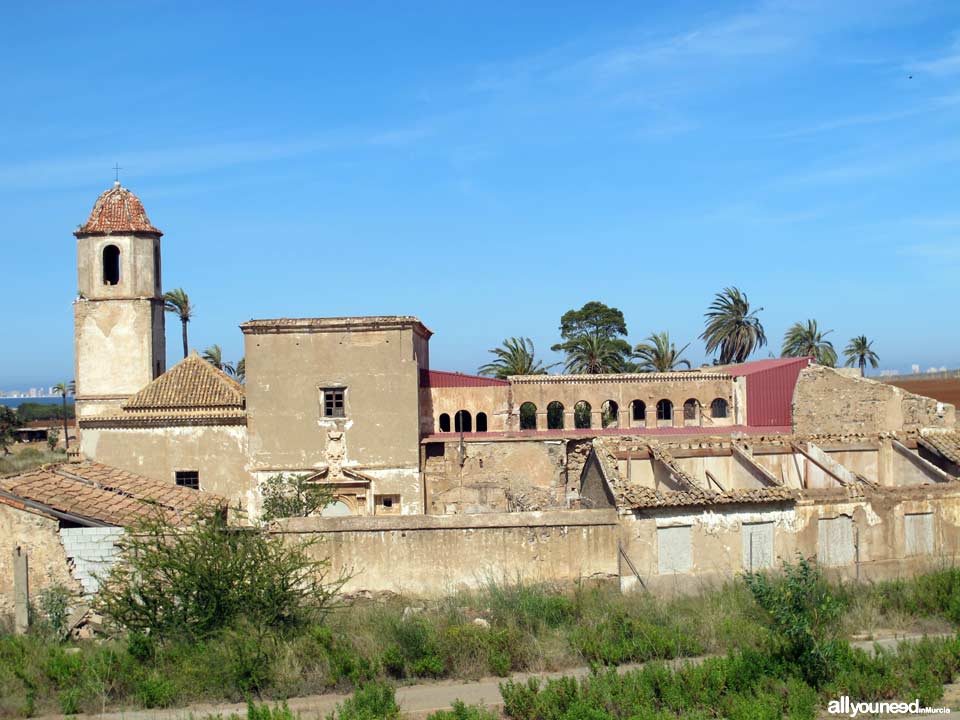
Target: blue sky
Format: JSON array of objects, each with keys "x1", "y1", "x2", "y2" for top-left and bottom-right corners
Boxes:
[{"x1": 2, "y1": 0, "x2": 959, "y2": 387}]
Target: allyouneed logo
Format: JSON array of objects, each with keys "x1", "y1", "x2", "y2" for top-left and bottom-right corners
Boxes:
[{"x1": 827, "y1": 696, "x2": 951, "y2": 717}]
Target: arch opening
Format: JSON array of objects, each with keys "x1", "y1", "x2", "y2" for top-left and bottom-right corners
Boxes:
[
  {"x1": 519, "y1": 402, "x2": 537, "y2": 431},
  {"x1": 439, "y1": 413, "x2": 451, "y2": 432},
  {"x1": 574, "y1": 401, "x2": 592, "y2": 429},
  {"x1": 631, "y1": 400, "x2": 646, "y2": 425},
  {"x1": 656, "y1": 399, "x2": 673, "y2": 422},
  {"x1": 683, "y1": 398, "x2": 700, "y2": 424},
  {"x1": 711, "y1": 398, "x2": 729, "y2": 419},
  {"x1": 102, "y1": 244, "x2": 121, "y2": 285},
  {"x1": 601, "y1": 400, "x2": 619, "y2": 428},
  {"x1": 455, "y1": 410, "x2": 472, "y2": 433},
  {"x1": 476, "y1": 412, "x2": 488, "y2": 433},
  {"x1": 547, "y1": 401, "x2": 564, "y2": 430}
]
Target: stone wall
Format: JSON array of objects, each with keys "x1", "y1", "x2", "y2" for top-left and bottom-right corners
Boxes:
[
  {"x1": 0, "y1": 503, "x2": 82, "y2": 620},
  {"x1": 423, "y1": 438, "x2": 567, "y2": 514},
  {"x1": 422, "y1": 384, "x2": 511, "y2": 434},
  {"x1": 793, "y1": 365, "x2": 955, "y2": 436},
  {"x1": 272, "y1": 510, "x2": 619, "y2": 595}
]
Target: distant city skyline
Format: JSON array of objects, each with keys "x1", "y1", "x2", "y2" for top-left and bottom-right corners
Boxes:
[{"x1": 3, "y1": 1, "x2": 960, "y2": 385}]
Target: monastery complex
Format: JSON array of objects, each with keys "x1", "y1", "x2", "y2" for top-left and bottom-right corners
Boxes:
[{"x1": 3, "y1": 182, "x2": 960, "y2": 617}]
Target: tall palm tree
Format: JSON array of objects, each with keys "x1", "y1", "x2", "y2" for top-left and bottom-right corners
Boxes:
[
  {"x1": 782, "y1": 319, "x2": 837, "y2": 366},
  {"x1": 563, "y1": 334, "x2": 626, "y2": 374},
  {"x1": 234, "y1": 357, "x2": 245, "y2": 384},
  {"x1": 479, "y1": 337, "x2": 553, "y2": 378},
  {"x1": 633, "y1": 331, "x2": 692, "y2": 372},
  {"x1": 52, "y1": 381, "x2": 74, "y2": 450},
  {"x1": 163, "y1": 288, "x2": 194, "y2": 359},
  {"x1": 843, "y1": 335, "x2": 879, "y2": 373},
  {"x1": 202, "y1": 344, "x2": 237, "y2": 376},
  {"x1": 701, "y1": 287, "x2": 767, "y2": 364}
]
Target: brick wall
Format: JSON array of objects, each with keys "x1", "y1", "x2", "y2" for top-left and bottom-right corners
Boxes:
[{"x1": 59, "y1": 527, "x2": 124, "y2": 595}]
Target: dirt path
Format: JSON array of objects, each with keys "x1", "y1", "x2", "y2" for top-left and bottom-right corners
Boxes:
[{"x1": 29, "y1": 632, "x2": 955, "y2": 720}]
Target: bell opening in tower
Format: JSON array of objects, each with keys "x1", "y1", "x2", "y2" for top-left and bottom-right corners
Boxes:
[{"x1": 102, "y1": 244, "x2": 121, "y2": 285}]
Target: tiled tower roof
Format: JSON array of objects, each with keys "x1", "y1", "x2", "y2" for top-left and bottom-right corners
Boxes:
[
  {"x1": 75, "y1": 181, "x2": 162, "y2": 236},
  {"x1": 123, "y1": 352, "x2": 244, "y2": 412}
]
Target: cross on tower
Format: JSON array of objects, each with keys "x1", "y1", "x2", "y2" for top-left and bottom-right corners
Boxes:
[{"x1": 113, "y1": 163, "x2": 122, "y2": 183}]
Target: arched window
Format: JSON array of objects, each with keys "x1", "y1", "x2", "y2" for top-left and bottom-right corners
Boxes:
[
  {"x1": 631, "y1": 400, "x2": 646, "y2": 423},
  {"x1": 683, "y1": 398, "x2": 699, "y2": 422},
  {"x1": 519, "y1": 402, "x2": 537, "y2": 430},
  {"x1": 656, "y1": 399, "x2": 673, "y2": 421},
  {"x1": 476, "y1": 412, "x2": 488, "y2": 432},
  {"x1": 711, "y1": 398, "x2": 729, "y2": 419},
  {"x1": 547, "y1": 401, "x2": 565, "y2": 430},
  {"x1": 601, "y1": 400, "x2": 619, "y2": 428},
  {"x1": 439, "y1": 413, "x2": 451, "y2": 432},
  {"x1": 455, "y1": 410, "x2": 472, "y2": 433},
  {"x1": 102, "y1": 245, "x2": 121, "y2": 285},
  {"x1": 574, "y1": 401, "x2": 592, "y2": 429}
]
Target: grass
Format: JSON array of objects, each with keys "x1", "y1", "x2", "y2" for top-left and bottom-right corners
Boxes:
[
  {"x1": 0, "y1": 447, "x2": 65, "y2": 476},
  {"x1": 3, "y1": 570, "x2": 960, "y2": 717}
]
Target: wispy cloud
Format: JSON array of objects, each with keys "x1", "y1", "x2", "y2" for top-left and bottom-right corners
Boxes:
[
  {"x1": 0, "y1": 124, "x2": 435, "y2": 190},
  {"x1": 772, "y1": 94, "x2": 960, "y2": 138},
  {"x1": 910, "y1": 40, "x2": 960, "y2": 76}
]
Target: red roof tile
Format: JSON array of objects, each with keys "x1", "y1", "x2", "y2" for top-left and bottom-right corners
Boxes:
[{"x1": 75, "y1": 182, "x2": 162, "y2": 236}]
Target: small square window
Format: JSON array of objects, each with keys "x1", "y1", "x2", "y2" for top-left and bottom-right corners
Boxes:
[
  {"x1": 175, "y1": 471, "x2": 199, "y2": 490},
  {"x1": 375, "y1": 494, "x2": 400, "y2": 515},
  {"x1": 322, "y1": 388, "x2": 346, "y2": 418}
]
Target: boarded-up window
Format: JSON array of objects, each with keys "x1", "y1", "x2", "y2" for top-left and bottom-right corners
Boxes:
[
  {"x1": 905, "y1": 512, "x2": 934, "y2": 556},
  {"x1": 657, "y1": 525, "x2": 692, "y2": 574},
  {"x1": 742, "y1": 522, "x2": 774, "y2": 571},
  {"x1": 817, "y1": 516, "x2": 854, "y2": 567}
]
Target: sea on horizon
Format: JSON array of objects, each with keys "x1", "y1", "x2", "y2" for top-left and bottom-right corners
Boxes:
[{"x1": 0, "y1": 397, "x2": 72, "y2": 409}]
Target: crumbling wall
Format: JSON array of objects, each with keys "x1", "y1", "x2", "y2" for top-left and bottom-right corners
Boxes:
[
  {"x1": 425, "y1": 439, "x2": 567, "y2": 514},
  {"x1": 0, "y1": 504, "x2": 82, "y2": 621},
  {"x1": 793, "y1": 366, "x2": 955, "y2": 435}
]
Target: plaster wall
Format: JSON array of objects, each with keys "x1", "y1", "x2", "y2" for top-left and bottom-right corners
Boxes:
[
  {"x1": 423, "y1": 385, "x2": 511, "y2": 434},
  {"x1": 79, "y1": 424, "x2": 251, "y2": 509},
  {"x1": 273, "y1": 510, "x2": 619, "y2": 595}
]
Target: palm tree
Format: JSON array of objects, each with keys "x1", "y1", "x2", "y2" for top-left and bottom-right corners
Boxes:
[
  {"x1": 701, "y1": 287, "x2": 767, "y2": 364},
  {"x1": 563, "y1": 334, "x2": 626, "y2": 374},
  {"x1": 202, "y1": 344, "x2": 236, "y2": 376},
  {"x1": 782, "y1": 319, "x2": 837, "y2": 366},
  {"x1": 52, "y1": 381, "x2": 74, "y2": 450},
  {"x1": 843, "y1": 335, "x2": 879, "y2": 373},
  {"x1": 163, "y1": 288, "x2": 194, "y2": 359},
  {"x1": 633, "y1": 332, "x2": 692, "y2": 372},
  {"x1": 234, "y1": 357, "x2": 245, "y2": 384},
  {"x1": 479, "y1": 337, "x2": 554, "y2": 378}
]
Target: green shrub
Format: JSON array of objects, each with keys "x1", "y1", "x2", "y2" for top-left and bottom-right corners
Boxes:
[
  {"x1": 96, "y1": 505, "x2": 346, "y2": 640},
  {"x1": 569, "y1": 607, "x2": 702, "y2": 665},
  {"x1": 135, "y1": 672, "x2": 177, "y2": 708},
  {"x1": 427, "y1": 700, "x2": 499, "y2": 720},
  {"x1": 327, "y1": 681, "x2": 400, "y2": 720},
  {"x1": 246, "y1": 700, "x2": 298, "y2": 720},
  {"x1": 35, "y1": 585, "x2": 73, "y2": 641},
  {"x1": 744, "y1": 556, "x2": 845, "y2": 687}
]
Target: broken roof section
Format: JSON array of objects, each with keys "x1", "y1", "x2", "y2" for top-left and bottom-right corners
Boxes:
[{"x1": 0, "y1": 461, "x2": 222, "y2": 527}]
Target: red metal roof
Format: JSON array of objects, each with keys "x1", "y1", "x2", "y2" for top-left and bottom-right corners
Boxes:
[
  {"x1": 734, "y1": 357, "x2": 811, "y2": 427},
  {"x1": 421, "y1": 370, "x2": 510, "y2": 388}
]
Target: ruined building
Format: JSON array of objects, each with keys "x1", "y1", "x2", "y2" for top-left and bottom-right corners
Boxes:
[{"x1": 3, "y1": 182, "x2": 960, "y2": 610}]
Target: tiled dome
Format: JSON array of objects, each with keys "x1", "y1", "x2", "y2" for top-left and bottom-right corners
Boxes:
[{"x1": 75, "y1": 181, "x2": 162, "y2": 236}]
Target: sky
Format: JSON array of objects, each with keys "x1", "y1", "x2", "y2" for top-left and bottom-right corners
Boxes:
[{"x1": 1, "y1": 0, "x2": 959, "y2": 388}]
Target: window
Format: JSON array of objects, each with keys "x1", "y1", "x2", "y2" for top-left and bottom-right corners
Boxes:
[
  {"x1": 476, "y1": 412, "x2": 488, "y2": 432},
  {"x1": 631, "y1": 400, "x2": 646, "y2": 423},
  {"x1": 322, "y1": 387, "x2": 346, "y2": 417},
  {"x1": 657, "y1": 525, "x2": 692, "y2": 574},
  {"x1": 439, "y1": 413, "x2": 451, "y2": 432},
  {"x1": 817, "y1": 516, "x2": 854, "y2": 567},
  {"x1": 656, "y1": 399, "x2": 673, "y2": 421},
  {"x1": 905, "y1": 513, "x2": 934, "y2": 556},
  {"x1": 102, "y1": 245, "x2": 121, "y2": 285},
  {"x1": 455, "y1": 410, "x2": 473, "y2": 432},
  {"x1": 683, "y1": 399, "x2": 699, "y2": 421},
  {"x1": 742, "y1": 522, "x2": 774, "y2": 571},
  {"x1": 175, "y1": 470, "x2": 199, "y2": 490},
  {"x1": 711, "y1": 398, "x2": 729, "y2": 419},
  {"x1": 375, "y1": 494, "x2": 400, "y2": 515},
  {"x1": 601, "y1": 400, "x2": 619, "y2": 428},
  {"x1": 574, "y1": 401, "x2": 592, "y2": 429}
]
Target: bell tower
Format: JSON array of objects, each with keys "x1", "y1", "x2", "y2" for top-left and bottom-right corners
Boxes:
[{"x1": 74, "y1": 181, "x2": 166, "y2": 418}]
